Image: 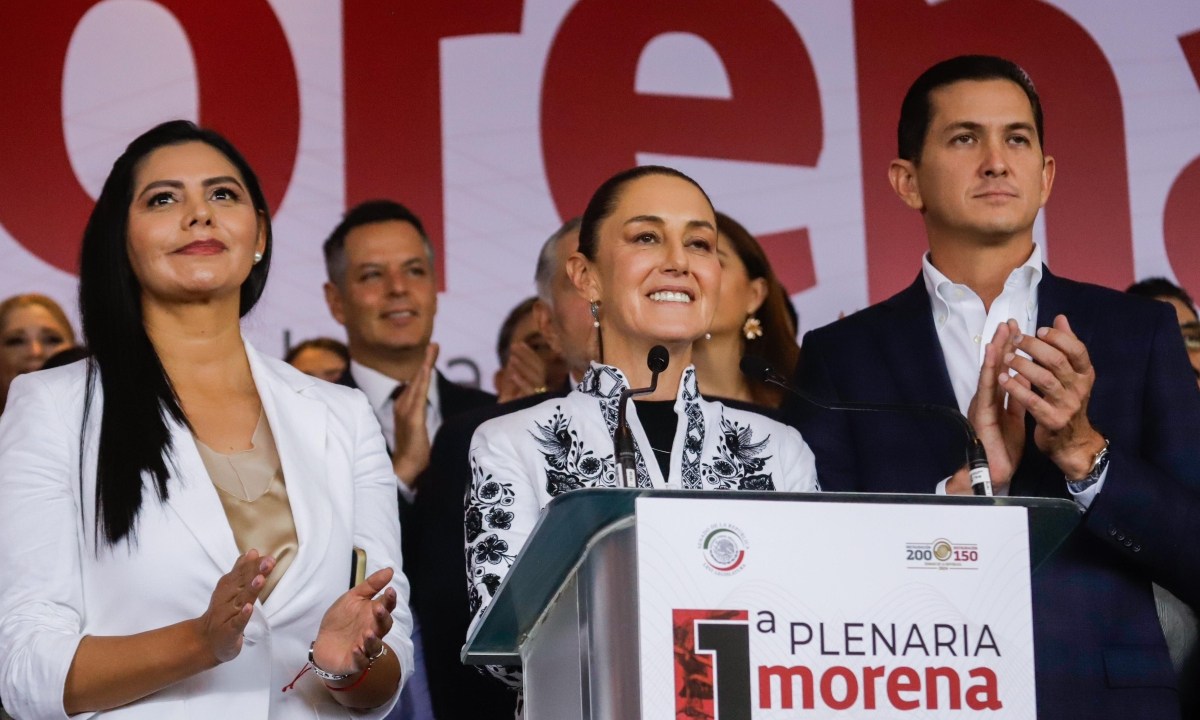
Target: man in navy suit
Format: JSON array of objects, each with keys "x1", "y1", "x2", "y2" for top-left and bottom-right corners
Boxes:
[
  {"x1": 322, "y1": 200, "x2": 495, "y2": 720},
  {"x1": 791, "y1": 55, "x2": 1200, "y2": 717}
]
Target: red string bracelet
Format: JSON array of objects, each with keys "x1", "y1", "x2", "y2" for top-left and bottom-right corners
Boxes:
[{"x1": 325, "y1": 663, "x2": 372, "y2": 692}]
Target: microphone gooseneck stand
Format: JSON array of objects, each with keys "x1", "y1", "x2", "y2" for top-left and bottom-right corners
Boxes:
[{"x1": 614, "y1": 345, "x2": 670, "y2": 488}]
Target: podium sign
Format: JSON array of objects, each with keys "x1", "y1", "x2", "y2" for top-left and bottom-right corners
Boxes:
[{"x1": 636, "y1": 497, "x2": 1036, "y2": 719}]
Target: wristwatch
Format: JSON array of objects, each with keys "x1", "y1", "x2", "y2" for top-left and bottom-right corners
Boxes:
[{"x1": 1067, "y1": 437, "x2": 1110, "y2": 494}]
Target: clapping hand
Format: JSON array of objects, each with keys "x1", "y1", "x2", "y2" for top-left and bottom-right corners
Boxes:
[
  {"x1": 393, "y1": 343, "x2": 438, "y2": 487},
  {"x1": 998, "y1": 314, "x2": 1106, "y2": 480},
  {"x1": 197, "y1": 549, "x2": 276, "y2": 664},
  {"x1": 496, "y1": 341, "x2": 550, "y2": 403},
  {"x1": 311, "y1": 567, "x2": 398, "y2": 677}
]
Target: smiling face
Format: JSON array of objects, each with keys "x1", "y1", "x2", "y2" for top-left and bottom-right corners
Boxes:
[
  {"x1": 324, "y1": 220, "x2": 437, "y2": 362},
  {"x1": 572, "y1": 173, "x2": 720, "y2": 366},
  {"x1": 891, "y1": 78, "x2": 1055, "y2": 247},
  {"x1": 0, "y1": 303, "x2": 74, "y2": 380},
  {"x1": 125, "y1": 141, "x2": 265, "y2": 308}
]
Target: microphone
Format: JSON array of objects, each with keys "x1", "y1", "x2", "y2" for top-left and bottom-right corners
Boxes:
[
  {"x1": 740, "y1": 356, "x2": 993, "y2": 496},
  {"x1": 614, "y1": 346, "x2": 670, "y2": 488}
]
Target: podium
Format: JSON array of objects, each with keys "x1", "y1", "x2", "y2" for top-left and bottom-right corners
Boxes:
[{"x1": 463, "y1": 489, "x2": 1079, "y2": 719}]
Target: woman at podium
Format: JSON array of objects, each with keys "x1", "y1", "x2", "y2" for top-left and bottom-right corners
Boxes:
[{"x1": 464, "y1": 165, "x2": 820, "y2": 686}]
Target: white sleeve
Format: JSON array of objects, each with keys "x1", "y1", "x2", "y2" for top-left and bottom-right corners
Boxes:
[
  {"x1": 778, "y1": 425, "x2": 820, "y2": 493},
  {"x1": 0, "y1": 373, "x2": 88, "y2": 720},
  {"x1": 464, "y1": 417, "x2": 542, "y2": 687},
  {"x1": 348, "y1": 391, "x2": 415, "y2": 701}
]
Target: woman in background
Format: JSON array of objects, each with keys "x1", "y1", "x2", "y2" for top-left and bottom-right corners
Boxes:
[
  {"x1": 690, "y1": 211, "x2": 799, "y2": 407},
  {"x1": 0, "y1": 293, "x2": 75, "y2": 413},
  {"x1": 0, "y1": 120, "x2": 411, "y2": 718}
]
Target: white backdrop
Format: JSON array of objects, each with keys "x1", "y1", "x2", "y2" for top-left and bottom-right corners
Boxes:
[{"x1": 2, "y1": 0, "x2": 1199, "y2": 389}]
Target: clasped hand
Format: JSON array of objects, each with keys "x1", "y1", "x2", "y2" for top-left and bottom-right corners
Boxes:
[
  {"x1": 951, "y1": 315, "x2": 1104, "y2": 493},
  {"x1": 393, "y1": 343, "x2": 439, "y2": 487}
]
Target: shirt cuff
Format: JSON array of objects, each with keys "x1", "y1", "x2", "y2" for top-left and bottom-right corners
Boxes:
[
  {"x1": 397, "y1": 477, "x2": 417, "y2": 503},
  {"x1": 1066, "y1": 464, "x2": 1108, "y2": 510}
]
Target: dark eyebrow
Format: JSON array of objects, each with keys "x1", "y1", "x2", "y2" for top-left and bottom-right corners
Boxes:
[
  {"x1": 135, "y1": 175, "x2": 245, "y2": 201},
  {"x1": 625, "y1": 215, "x2": 716, "y2": 232},
  {"x1": 943, "y1": 120, "x2": 1036, "y2": 136}
]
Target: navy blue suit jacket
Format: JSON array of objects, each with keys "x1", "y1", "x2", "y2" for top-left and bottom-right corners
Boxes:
[{"x1": 791, "y1": 269, "x2": 1200, "y2": 718}]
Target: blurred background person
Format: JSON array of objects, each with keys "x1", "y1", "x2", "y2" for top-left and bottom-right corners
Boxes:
[
  {"x1": 410, "y1": 218, "x2": 591, "y2": 720},
  {"x1": 464, "y1": 166, "x2": 819, "y2": 695},
  {"x1": 1128, "y1": 277, "x2": 1200, "y2": 388},
  {"x1": 690, "y1": 212, "x2": 799, "y2": 408},
  {"x1": 0, "y1": 120, "x2": 410, "y2": 718},
  {"x1": 492, "y1": 296, "x2": 569, "y2": 402},
  {"x1": 1126, "y1": 276, "x2": 1200, "y2": 717},
  {"x1": 0, "y1": 294, "x2": 75, "y2": 414},
  {"x1": 286, "y1": 336, "x2": 351, "y2": 382}
]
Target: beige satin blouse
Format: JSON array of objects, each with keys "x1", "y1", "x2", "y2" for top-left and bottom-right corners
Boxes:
[{"x1": 195, "y1": 412, "x2": 298, "y2": 601}]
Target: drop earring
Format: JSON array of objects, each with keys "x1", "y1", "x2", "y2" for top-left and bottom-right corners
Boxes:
[{"x1": 590, "y1": 300, "x2": 600, "y2": 328}]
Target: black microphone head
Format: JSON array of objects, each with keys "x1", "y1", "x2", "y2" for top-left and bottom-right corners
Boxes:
[
  {"x1": 647, "y1": 345, "x2": 669, "y2": 373},
  {"x1": 739, "y1": 355, "x2": 772, "y2": 382}
]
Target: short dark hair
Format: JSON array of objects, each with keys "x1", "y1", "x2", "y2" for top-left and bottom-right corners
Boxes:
[
  {"x1": 322, "y1": 199, "x2": 433, "y2": 285},
  {"x1": 284, "y1": 336, "x2": 350, "y2": 365},
  {"x1": 495, "y1": 296, "x2": 539, "y2": 366},
  {"x1": 1127, "y1": 277, "x2": 1197, "y2": 315},
  {"x1": 898, "y1": 55, "x2": 1044, "y2": 163},
  {"x1": 578, "y1": 165, "x2": 714, "y2": 260},
  {"x1": 78, "y1": 119, "x2": 272, "y2": 546}
]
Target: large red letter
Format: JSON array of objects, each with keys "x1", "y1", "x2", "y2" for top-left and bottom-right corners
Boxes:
[
  {"x1": 541, "y1": 0, "x2": 820, "y2": 294},
  {"x1": 343, "y1": 1, "x2": 523, "y2": 291},
  {"x1": 855, "y1": 0, "x2": 1134, "y2": 302},
  {"x1": 0, "y1": 2, "x2": 299, "y2": 274},
  {"x1": 1163, "y1": 31, "x2": 1200, "y2": 294}
]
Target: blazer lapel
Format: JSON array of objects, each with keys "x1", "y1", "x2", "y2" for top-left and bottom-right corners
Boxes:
[
  {"x1": 164, "y1": 418, "x2": 242, "y2": 574},
  {"x1": 245, "y1": 344, "x2": 333, "y2": 615}
]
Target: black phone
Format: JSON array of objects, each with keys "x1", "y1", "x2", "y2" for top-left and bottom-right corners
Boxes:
[{"x1": 350, "y1": 547, "x2": 367, "y2": 589}]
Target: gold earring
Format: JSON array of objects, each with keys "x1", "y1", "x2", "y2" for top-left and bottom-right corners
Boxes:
[{"x1": 742, "y1": 315, "x2": 763, "y2": 340}]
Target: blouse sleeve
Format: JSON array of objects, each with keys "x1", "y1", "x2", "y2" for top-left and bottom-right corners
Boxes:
[
  {"x1": 0, "y1": 373, "x2": 89, "y2": 720},
  {"x1": 778, "y1": 425, "x2": 821, "y2": 493},
  {"x1": 464, "y1": 415, "x2": 543, "y2": 688}
]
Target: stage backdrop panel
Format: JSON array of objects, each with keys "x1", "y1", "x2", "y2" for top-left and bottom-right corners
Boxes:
[{"x1": 2, "y1": 0, "x2": 1199, "y2": 389}]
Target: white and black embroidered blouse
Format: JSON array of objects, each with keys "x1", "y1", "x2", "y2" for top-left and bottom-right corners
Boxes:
[{"x1": 464, "y1": 363, "x2": 819, "y2": 685}]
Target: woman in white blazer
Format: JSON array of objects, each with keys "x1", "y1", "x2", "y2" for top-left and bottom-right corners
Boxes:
[{"x1": 0, "y1": 121, "x2": 412, "y2": 718}]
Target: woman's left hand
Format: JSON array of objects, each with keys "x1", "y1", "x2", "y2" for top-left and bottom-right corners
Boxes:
[{"x1": 311, "y1": 567, "x2": 398, "y2": 676}]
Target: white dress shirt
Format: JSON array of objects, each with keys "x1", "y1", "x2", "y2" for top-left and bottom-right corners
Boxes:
[{"x1": 923, "y1": 244, "x2": 1105, "y2": 506}]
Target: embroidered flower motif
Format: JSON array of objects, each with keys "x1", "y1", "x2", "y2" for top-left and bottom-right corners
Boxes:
[
  {"x1": 481, "y1": 573, "x2": 502, "y2": 597},
  {"x1": 467, "y1": 582, "x2": 482, "y2": 616},
  {"x1": 465, "y1": 505, "x2": 484, "y2": 543},
  {"x1": 474, "y1": 534, "x2": 514, "y2": 566},
  {"x1": 577, "y1": 454, "x2": 602, "y2": 478},
  {"x1": 739, "y1": 473, "x2": 775, "y2": 491},
  {"x1": 486, "y1": 507, "x2": 513, "y2": 530},
  {"x1": 546, "y1": 469, "x2": 587, "y2": 496}
]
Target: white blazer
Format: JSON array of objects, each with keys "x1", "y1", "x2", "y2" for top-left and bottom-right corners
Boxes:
[{"x1": 0, "y1": 343, "x2": 413, "y2": 719}]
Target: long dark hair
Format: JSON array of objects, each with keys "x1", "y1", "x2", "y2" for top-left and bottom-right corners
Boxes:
[
  {"x1": 714, "y1": 212, "x2": 798, "y2": 408},
  {"x1": 79, "y1": 120, "x2": 273, "y2": 546}
]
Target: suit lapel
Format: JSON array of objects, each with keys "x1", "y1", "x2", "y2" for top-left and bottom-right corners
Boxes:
[
  {"x1": 245, "y1": 344, "x2": 333, "y2": 615},
  {"x1": 875, "y1": 275, "x2": 958, "y2": 410}
]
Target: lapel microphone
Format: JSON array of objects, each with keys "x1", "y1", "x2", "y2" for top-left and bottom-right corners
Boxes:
[
  {"x1": 614, "y1": 345, "x2": 671, "y2": 488},
  {"x1": 740, "y1": 356, "x2": 993, "y2": 496}
]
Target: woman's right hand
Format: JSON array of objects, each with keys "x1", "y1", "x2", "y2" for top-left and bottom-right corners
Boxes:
[{"x1": 195, "y1": 549, "x2": 275, "y2": 664}]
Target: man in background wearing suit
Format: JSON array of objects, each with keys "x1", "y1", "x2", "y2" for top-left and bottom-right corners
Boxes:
[
  {"x1": 323, "y1": 199, "x2": 495, "y2": 720},
  {"x1": 792, "y1": 55, "x2": 1200, "y2": 717},
  {"x1": 411, "y1": 218, "x2": 595, "y2": 719}
]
